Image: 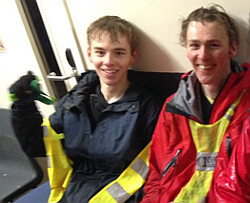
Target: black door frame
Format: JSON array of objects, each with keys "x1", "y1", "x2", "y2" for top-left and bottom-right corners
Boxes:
[{"x1": 20, "y1": 0, "x2": 68, "y2": 99}]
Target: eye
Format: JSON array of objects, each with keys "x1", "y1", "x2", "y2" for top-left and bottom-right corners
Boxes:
[
  {"x1": 115, "y1": 51, "x2": 126, "y2": 56},
  {"x1": 188, "y1": 43, "x2": 200, "y2": 50},
  {"x1": 210, "y1": 43, "x2": 220, "y2": 48},
  {"x1": 95, "y1": 50, "x2": 105, "y2": 56}
]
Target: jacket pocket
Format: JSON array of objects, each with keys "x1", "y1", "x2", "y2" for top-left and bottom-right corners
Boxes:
[{"x1": 161, "y1": 149, "x2": 182, "y2": 178}]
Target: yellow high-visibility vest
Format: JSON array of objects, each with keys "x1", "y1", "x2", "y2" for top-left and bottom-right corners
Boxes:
[
  {"x1": 174, "y1": 91, "x2": 245, "y2": 203},
  {"x1": 42, "y1": 117, "x2": 150, "y2": 203},
  {"x1": 42, "y1": 118, "x2": 73, "y2": 203}
]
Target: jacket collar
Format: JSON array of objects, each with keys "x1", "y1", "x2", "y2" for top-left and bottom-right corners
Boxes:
[
  {"x1": 166, "y1": 71, "x2": 203, "y2": 121},
  {"x1": 63, "y1": 71, "x2": 141, "y2": 114},
  {"x1": 166, "y1": 61, "x2": 249, "y2": 122}
]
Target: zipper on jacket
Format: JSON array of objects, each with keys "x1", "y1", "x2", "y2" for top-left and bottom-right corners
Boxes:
[
  {"x1": 226, "y1": 137, "x2": 232, "y2": 159},
  {"x1": 161, "y1": 149, "x2": 182, "y2": 178}
]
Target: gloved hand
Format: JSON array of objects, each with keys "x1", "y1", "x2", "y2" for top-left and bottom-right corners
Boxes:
[
  {"x1": 9, "y1": 71, "x2": 56, "y2": 105},
  {"x1": 9, "y1": 71, "x2": 40, "y2": 104}
]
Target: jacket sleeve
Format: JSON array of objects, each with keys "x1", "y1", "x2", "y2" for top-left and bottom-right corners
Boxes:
[
  {"x1": 11, "y1": 102, "x2": 46, "y2": 157},
  {"x1": 207, "y1": 111, "x2": 250, "y2": 203},
  {"x1": 48, "y1": 96, "x2": 67, "y2": 134},
  {"x1": 141, "y1": 102, "x2": 169, "y2": 202}
]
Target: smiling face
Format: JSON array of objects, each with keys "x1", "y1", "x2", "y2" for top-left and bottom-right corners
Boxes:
[
  {"x1": 186, "y1": 21, "x2": 237, "y2": 87},
  {"x1": 88, "y1": 32, "x2": 137, "y2": 88}
]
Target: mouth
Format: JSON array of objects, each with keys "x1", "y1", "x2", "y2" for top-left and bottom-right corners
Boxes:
[
  {"x1": 101, "y1": 68, "x2": 119, "y2": 77},
  {"x1": 197, "y1": 64, "x2": 214, "y2": 70},
  {"x1": 102, "y1": 69, "x2": 118, "y2": 74}
]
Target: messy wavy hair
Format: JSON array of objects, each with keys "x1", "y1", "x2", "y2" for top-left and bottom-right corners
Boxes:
[{"x1": 179, "y1": 4, "x2": 239, "y2": 48}]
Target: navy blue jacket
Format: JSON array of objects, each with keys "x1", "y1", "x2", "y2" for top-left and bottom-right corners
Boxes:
[{"x1": 11, "y1": 71, "x2": 162, "y2": 202}]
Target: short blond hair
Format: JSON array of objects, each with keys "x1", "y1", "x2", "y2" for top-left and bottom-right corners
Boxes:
[{"x1": 87, "y1": 16, "x2": 138, "y2": 53}]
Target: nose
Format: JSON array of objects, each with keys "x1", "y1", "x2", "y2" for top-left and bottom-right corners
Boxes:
[
  {"x1": 198, "y1": 46, "x2": 210, "y2": 60},
  {"x1": 104, "y1": 53, "x2": 114, "y2": 66}
]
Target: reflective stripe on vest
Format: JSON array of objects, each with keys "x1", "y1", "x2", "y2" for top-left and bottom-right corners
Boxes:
[
  {"x1": 42, "y1": 117, "x2": 150, "y2": 203},
  {"x1": 174, "y1": 90, "x2": 245, "y2": 203},
  {"x1": 42, "y1": 118, "x2": 73, "y2": 203},
  {"x1": 89, "y1": 142, "x2": 150, "y2": 203}
]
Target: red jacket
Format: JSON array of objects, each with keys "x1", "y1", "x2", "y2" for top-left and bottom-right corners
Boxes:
[{"x1": 142, "y1": 63, "x2": 250, "y2": 203}]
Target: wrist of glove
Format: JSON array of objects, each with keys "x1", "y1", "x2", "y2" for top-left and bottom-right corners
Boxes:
[{"x1": 9, "y1": 71, "x2": 56, "y2": 105}]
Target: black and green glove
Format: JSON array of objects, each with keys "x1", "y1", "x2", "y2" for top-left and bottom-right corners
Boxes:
[{"x1": 9, "y1": 71, "x2": 56, "y2": 105}]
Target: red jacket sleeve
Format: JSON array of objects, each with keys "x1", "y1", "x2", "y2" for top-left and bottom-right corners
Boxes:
[{"x1": 141, "y1": 102, "x2": 170, "y2": 202}]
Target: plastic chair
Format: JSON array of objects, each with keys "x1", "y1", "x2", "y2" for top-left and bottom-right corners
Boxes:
[{"x1": 0, "y1": 108, "x2": 43, "y2": 202}]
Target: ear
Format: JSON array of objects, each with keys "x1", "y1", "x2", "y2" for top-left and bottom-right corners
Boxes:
[
  {"x1": 130, "y1": 49, "x2": 138, "y2": 65},
  {"x1": 87, "y1": 47, "x2": 93, "y2": 63},
  {"x1": 229, "y1": 41, "x2": 238, "y2": 58}
]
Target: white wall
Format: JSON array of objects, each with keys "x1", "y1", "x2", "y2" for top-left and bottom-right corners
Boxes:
[
  {"x1": 0, "y1": 0, "x2": 249, "y2": 109},
  {"x1": 66, "y1": 0, "x2": 250, "y2": 72},
  {"x1": 0, "y1": 0, "x2": 54, "y2": 116}
]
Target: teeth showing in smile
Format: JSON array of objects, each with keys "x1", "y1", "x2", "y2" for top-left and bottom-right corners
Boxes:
[
  {"x1": 199, "y1": 65, "x2": 212, "y2": 70},
  {"x1": 103, "y1": 69, "x2": 117, "y2": 74}
]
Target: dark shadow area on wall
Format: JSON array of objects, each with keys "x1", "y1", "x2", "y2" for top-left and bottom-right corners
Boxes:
[
  {"x1": 133, "y1": 25, "x2": 184, "y2": 72},
  {"x1": 234, "y1": 14, "x2": 250, "y2": 64}
]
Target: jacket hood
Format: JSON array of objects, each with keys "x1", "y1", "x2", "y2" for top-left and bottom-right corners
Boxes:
[
  {"x1": 167, "y1": 71, "x2": 203, "y2": 120},
  {"x1": 166, "y1": 60, "x2": 249, "y2": 122}
]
